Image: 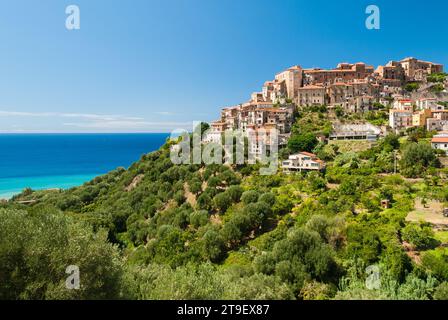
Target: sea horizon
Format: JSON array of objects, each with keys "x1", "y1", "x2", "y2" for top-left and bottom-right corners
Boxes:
[{"x1": 0, "y1": 133, "x2": 170, "y2": 199}]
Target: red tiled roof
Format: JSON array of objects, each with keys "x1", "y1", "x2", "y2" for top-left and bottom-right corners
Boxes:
[
  {"x1": 390, "y1": 109, "x2": 412, "y2": 113},
  {"x1": 300, "y1": 151, "x2": 317, "y2": 157},
  {"x1": 432, "y1": 137, "x2": 448, "y2": 143},
  {"x1": 255, "y1": 108, "x2": 287, "y2": 113},
  {"x1": 299, "y1": 85, "x2": 325, "y2": 90},
  {"x1": 333, "y1": 82, "x2": 352, "y2": 86}
]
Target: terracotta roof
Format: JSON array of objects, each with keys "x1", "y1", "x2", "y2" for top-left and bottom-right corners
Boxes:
[
  {"x1": 299, "y1": 151, "x2": 317, "y2": 157},
  {"x1": 299, "y1": 85, "x2": 325, "y2": 90},
  {"x1": 306, "y1": 69, "x2": 357, "y2": 74},
  {"x1": 255, "y1": 108, "x2": 287, "y2": 113},
  {"x1": 432, "y1": 137, "x2": 448, "y2": 143},
  {"x1": 390, "y1": 109, "x2": 413, "y2": 113}
]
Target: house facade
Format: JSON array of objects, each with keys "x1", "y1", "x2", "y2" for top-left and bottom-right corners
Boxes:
[
  {"x1": 389, "y1": 109, "x2": 413, "y2": 130},
  {"x1": 431, "y1": 134, "x2": 448, "y2": 152},
  {"x1": 282, "y1": 152, "x2": 326, "y2": 172}
]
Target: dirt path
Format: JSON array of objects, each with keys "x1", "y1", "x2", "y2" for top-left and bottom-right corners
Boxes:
[
  {"x1": 406, "y1": 198, "x2": 448, "y2": 225},
  {"x1": 125, "y1": 174, "x2": 144, "y2": 192},
  {"x1": 183, "y1": 182, "x2": 197, "y2": 207}
]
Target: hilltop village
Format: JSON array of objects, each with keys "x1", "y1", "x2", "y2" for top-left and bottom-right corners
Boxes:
[
  {"x1": 6, "y1": 57, "x2": 448, "y2": 300},
  {"x1": 205, "y1": 57, "x2": 447, "y2": 170}
]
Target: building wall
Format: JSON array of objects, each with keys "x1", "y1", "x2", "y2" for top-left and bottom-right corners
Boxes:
[
  {"x1": 297, "y1": 87, "x2": 326, "y2": 106},
  {"x1": 389, "y1": 110, "x2": 412, "y2": 129},
  {"x1": 432, "y1": 142, "x2": 448, "y2": 151},
  {"x1": 275, "y1": 66, "x2": 303, "y2": 99}
]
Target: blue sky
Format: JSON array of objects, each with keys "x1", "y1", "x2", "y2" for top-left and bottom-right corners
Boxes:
[{"x1": 0, "y1": 0, "x2": 446, "y2": 133}]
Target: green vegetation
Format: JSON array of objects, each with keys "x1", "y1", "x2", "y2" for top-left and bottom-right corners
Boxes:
[
  {"x1": 400, "y1": 142, "x2": 440, "y2": 178},
  {"x1": 287, "y1": 133, "x2": 318, "y2": 153},
  {"x1": 427, "y1": 73, "x2": 447, "y2": 83},
  {"x1": 404, "y1": 82, "x2": 420, "y2": 92},
  {"x1": 2, "y1": 109, "x2": 448, "y2": 300},
  {"x1": 431, "y1": 83, "x2": 445, "y2": 93}
]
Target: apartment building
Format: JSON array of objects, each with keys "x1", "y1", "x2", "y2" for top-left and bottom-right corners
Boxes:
[
  {"x1": 389, "y1": 109, "x2": 413, "y2": 130},
  {"x1": 432, "y1": 110, "x2": 448, "y2": 121},
  {"x1": 412, "y1": 109, "x2": 433, "y2": 127},
  {"x1": 427, "y1": 118, "x2": 448, "y2": 132},
  {"x1": 416, "y1": 98, "x2": 443, "y2": 111}
]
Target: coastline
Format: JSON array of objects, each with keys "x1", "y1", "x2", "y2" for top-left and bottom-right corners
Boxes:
[
  {"x1": 0, "y1": 173, "x2": 101, "y2": 200},
  {"x1": 0, "y1": 133, "x2": 170, "y2": 200}
]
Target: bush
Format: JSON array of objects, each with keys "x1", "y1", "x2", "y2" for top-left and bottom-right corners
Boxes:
[
  {"x1": 402, "y1": 223, "x2": 437, "y2": 250},
  {"x1": 226, "y1": 185, "x2": 243, "y2": 203},
  {"x1": 422, "y1": 248, "x2": 448, "y2": 280},
  {"x1": 400, "y1": 142, "x2": 440, "y2": 178},
  {"x1": 258, "y1": 193, "x2": 276, "y2": 206},
  {"x1": 213, "y1": 192, "x2": 233, "y2": 213},
  {"x1": 197, "y1": 193, "x2": 212, "y2": 211},
  {"x1": 404, "y1": 82, "x2": 419, "y2": 92},
  {"x1": 288, "y1": 133, "x2": 318, "y2": 153},
  {"x1": 241, "y1": 190, "x2": 260, "y2": 205},
  {"x1": 0, "y1": 209, "x2": 124, "y2": 300},
  {"x1": 190, "y1": 210, "x2": 209, "y2": 228},
  {"x1": 434, "y1": 282, "x2": 448, "y2": 300}
]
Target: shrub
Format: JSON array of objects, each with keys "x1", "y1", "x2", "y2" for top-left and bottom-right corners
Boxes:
[
  {"x1": 213, "y1": 192, "x2": 233, "y2": 213},
  {"x1": 241, "y1": 190, "x2": 260, "y2": 205},
  {"x1": 402, "y1": 223, "x2": 437, "y2": 250}
]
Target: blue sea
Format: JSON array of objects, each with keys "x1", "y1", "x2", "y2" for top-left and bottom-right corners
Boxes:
[{"x1": 0, "y1": 133, "x2": 169, "y2": 199}]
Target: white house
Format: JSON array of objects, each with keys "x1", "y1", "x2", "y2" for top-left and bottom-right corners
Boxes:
[
  {"x1": 203, "y1": 121, "x2": 227, "y2": 144},
  {"x1": 431, "y1": 134, "x2": 448, "y2": 152},
  {"x1": 416, "y1": 98, "x2": 442, "y2": 111},
  {"x1": 393, "y1": 99, "x2": 413, "y2": 111},
  {"x1": 282, "y1": 152, "x2": 326, "y2": 172}
]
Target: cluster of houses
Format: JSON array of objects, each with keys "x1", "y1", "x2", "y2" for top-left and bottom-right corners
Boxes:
[
  {"x1": 389, "y1": 98, "x2": 448, "y2": 131},
  {"x1": 203, "y1": 57, "x2": 446, "y2": 170},
  {"x1": 253, "y1": 57, "x2": 444, "y2": 113},
  {"x1": 388, "y1": 97, "x2": 448, "y2": 155},
  {"x1": 204, "y1": 101, "x2": 296, "y2": 158}
]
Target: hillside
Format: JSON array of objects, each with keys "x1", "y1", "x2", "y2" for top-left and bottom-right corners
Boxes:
[{"x1": 2, "y1": 109, "x2": 448, "y2": 300}]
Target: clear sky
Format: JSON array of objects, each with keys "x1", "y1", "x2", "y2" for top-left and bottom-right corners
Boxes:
[{"x1": 0, "y1": 0, "x2": 446, "y2": 133}]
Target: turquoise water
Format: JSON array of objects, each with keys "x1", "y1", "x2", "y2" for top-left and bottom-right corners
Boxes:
[
  {"x1": 0, "y1": 174, "x2": 100, "y2": 199},
  {"x1": 0, "y1": 133, "x2": 169, "y2": 199}
]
